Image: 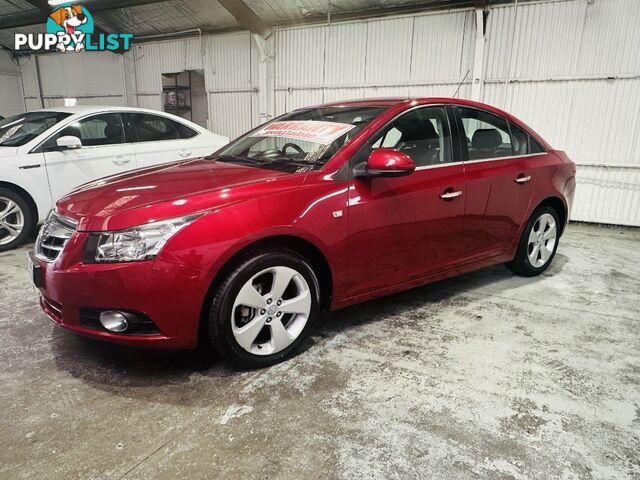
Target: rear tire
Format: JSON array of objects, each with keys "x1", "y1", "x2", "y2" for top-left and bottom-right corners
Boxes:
[
  {"x1": 207, "y1": 249, "x2": 320, "y2": 368},
  {"x1": 507, "y1": 205, "x2": 560, "y2": 276},
  {"x1": 0, "y1": 188, "x2": 35, "y2": 252}
]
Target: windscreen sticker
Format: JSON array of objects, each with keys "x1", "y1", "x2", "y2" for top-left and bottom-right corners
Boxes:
[{"x1": 252, "y1": 121, "x2": 356, "y2": 145}]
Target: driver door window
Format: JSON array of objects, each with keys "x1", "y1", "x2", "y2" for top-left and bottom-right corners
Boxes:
[
  {"x1": 44, "y1": 113, "x2": 125, "y2": 150},
  {"x1": 371, "y1": 106, "x2": 453, "y2": 167}
]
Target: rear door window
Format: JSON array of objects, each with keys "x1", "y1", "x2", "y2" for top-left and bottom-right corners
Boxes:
[
  {"x1": 456, "y1": 107, "x2": 513, "y2": 160},
  {"x1": 129, "y1": 113, "x2": 180, "y2": 142}
]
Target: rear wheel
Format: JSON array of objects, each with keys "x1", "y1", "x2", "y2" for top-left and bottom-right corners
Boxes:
[
  {"x1": 508, "y1": 205, "x2": 560, "y2": 276},
  {"x1": 207, "y1": 250, "x2": 320, "y2": 368},
  {"x1": 0, "y1": 188, "x2": 34, "y2": 252}
]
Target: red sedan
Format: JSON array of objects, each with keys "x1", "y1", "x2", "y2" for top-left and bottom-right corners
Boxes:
[{"x1": 30, "y1": 97, "x2": 576, "y2": 367}]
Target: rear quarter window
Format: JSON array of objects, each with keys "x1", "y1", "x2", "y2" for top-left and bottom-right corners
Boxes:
[
  {"x1": 172, "y1": 120, "x2": 199, "y2": 139},
  {"x1": 509, "y1": 122, "x2": 545, "y2": 155}
]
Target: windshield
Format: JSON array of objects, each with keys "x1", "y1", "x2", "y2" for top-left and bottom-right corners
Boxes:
[
  {"x1": 216, "y1": 106, "x2": 387, "y2": 173},
  {"x1": 0, "y1": 111, "x2": 71, "y2": 147}
]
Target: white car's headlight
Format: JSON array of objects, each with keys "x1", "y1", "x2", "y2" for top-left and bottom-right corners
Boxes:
[{"x1": 86, "y1": 213, "x2": 202, "y2": 263}]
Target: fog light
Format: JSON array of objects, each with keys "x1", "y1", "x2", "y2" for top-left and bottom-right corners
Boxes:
[{"x1": 99, "y1": 311, "x2": 129, "y2": 333}]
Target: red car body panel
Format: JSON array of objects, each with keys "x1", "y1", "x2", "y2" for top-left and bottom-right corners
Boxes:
[{"x1": 36, "y1": 97, "x2": 575, "y2": 349}]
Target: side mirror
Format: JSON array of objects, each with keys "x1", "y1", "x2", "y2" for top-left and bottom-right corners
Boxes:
[
  {"x1": 56, "y1": 135, "x2": 82, "y2": 150},
  {"x1": 355, "y1": 148, "x2": 416, "y2": 178}
]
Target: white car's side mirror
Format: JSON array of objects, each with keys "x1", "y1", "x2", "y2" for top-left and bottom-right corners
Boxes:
[{"x1": 56, "y1": 136, "x2": 82, "y2": 150}]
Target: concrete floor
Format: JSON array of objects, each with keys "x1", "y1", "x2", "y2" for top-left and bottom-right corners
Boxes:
[{"x1": 0, "y1": 223, "x2": 639, "y2": 480}]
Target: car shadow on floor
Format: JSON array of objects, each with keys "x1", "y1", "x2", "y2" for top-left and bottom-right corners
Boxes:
[{"x1": 50, "y1": 254, "x2": 569, "y2": 404}]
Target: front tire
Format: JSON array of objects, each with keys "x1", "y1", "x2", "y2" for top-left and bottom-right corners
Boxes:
[
  {"x1": 508, "y1": 205, "x2": 560, "y2": 276},
  {"x1": 0, "y1": 188, "x2": 34, "y2": 252},
  {"x1": 207, "y1": 250, "x2": 320, "y2": 368}
]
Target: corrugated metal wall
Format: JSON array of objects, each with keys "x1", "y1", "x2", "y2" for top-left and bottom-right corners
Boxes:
[
  {"x1": 14, "y1": 0, "x2": 640, "y2": 225},
  {"x1": 273, "y1": 10, "x2": 474, "y2": 115},
  {"x1": 0, "y1": 50, "x2": 25, "y2": 116},
  {"x1": 19, "y1": 52, "x2": 127, "y2": 109}
]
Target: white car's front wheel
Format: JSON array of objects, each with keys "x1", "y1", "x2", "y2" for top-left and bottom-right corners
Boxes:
[{"x1": 0, "y1": 188, "x2": 34, "y2": 252}]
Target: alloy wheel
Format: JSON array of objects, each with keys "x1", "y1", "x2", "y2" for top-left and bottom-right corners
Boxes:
[
  {"x1": 231, "y1": 266, "x2": 312, "y2": 355},
  {"x1": 527, "y1": 212, "x2": 557, "y2": 268},
  {"x1": 0, "y1": 196, "x2": 25, "y2": 246}
]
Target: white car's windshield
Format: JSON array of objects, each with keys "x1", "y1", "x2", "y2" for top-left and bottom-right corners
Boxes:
[
  {"x1": 0, "y1": 111, "x2": 71, "y2": 147},
  {"x1": 217, "y1": 106, "x2": 387, "y2": 173}
]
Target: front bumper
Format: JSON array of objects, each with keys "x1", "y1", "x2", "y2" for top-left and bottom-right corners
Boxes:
[{"x1": 33, "y1": 236, "x2": 210, "y2": 349}]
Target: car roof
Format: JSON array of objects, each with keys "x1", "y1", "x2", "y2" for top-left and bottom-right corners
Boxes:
[
  {"x1": 28, "y1": 105, "x2": 175, "y2": 115},
  {"x1": 309, "y1": 97, "x2": 504, "y2": 111}
]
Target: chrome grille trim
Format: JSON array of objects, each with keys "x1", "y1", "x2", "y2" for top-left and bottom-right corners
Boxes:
[{"x1": 35, "y1": 212, "x2": 76, "y2": 262}]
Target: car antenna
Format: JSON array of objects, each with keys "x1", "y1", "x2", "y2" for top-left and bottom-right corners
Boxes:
[{"x1": 452, "y1": 69, "x2": 470, "y2": 98}]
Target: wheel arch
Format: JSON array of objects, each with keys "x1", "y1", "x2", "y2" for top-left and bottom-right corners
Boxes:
[
  {"x1": 534, "y1": 196, "x2": 568, "y2": 236},
  {"x1": 198, "y1": 234, "x2": 334, "y2": 345},
  {"x1": 0, "y1": 181, "x2": 39, "y2": 224}
]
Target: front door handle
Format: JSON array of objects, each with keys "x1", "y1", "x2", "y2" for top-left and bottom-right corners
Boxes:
[
  {"x1": 515, "y1": 174, "x2": 531, "y2": 184},
  {"x1": 440, "y1": 190, "x2": 463, "y2": 200},
  {"x1": 113, "y1": 156, "x2": 131, "y2": 166},
  {"x1": 179, "y1": 150, "x2": 192, "y2": 158}
]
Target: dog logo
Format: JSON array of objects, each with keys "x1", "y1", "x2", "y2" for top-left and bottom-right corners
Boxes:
[
  {"x1": 48, "y1": 5, "x2": 91, "y2": 52},
  {"x1": 14, "y1": 3, "x2": 133, "y2": 53}
]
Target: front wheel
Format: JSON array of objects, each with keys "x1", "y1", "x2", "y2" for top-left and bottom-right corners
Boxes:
[
  {"x1": 507, "y1": 205, "x2": 560, "y2": 276},
  {"x1": 207, "y1": 250, "x2": 320, "y2": 368},
  {"x1": 0, "y1": 188, "x2": 34, "y2": 252}
]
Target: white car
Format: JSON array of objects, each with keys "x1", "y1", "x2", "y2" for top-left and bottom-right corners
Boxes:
[{"x1": 0, "y1": 106, "x2": 228, "y2": 251}]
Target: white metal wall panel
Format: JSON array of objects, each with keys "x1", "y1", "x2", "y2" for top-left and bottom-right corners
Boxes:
[
  {"x1": 485, "y1": 1, "x2": 587, "y2": 80},
  {"x1": 572, "y1": 166, "x2": 640, "y2": 226},
  {"x1": 36, "y1": 53, "x2": 123, "y2": 98},
  {"x1": 324, "y1": 22, "x2": 367, "y2": 86},
  {"x1": 365, "y1": 17, "x2": 413, "y2": 84},
  {"x1": 411, "y1": 11, "x2": 474, "y2": 83},
  {"x1": 0, "y1": 74, "x2": 24, "y2": 116},
  {"x1": 0, "y1": 49, "x2": 20, "y2": 75},
  {"x1": 209, "y1": 92, "x2": 254, "y2": 140},
  {"x1": 0, "y1": 50, "x2": 24, "y2": 115},
  {"x1": 577, "y1": 0, "x2": 640, "y2": 76},
  {"x1": 275, "y1": 27, "x2": 325, "y2": 88},
  {"x1": 136, "y1": 94, "x2": 162, "y2": 111},
  {"x1": 275, "y1": 89, "x2": 324, "y2": 116},
  {"x1": 322, "y1": 88, "x2": 367, "y2": 104},
  {"x1": 18, "y1": 56, "x2": 38, "y2": 99},
  {"x1": 133, "y1": 38, "x2": 203, "y2": 95},
  {"x1": 409, "y1": 83, "x2": 471, "y2": 99},
  {"x1": 43, "y1": 96, "x2": 126, "y2": 108},
  {"x1": 206, "y1": 33, "x2": 256, "y2": 91},
  {"x1": 510, "y1": 1, "x2": 586, "y2": 79},
  {"x1": 566, "y1": 79, "x2": 640, "y2": 167},
  {"x1": 24, "y1": 98, "x2": 41, "y2": 111}
]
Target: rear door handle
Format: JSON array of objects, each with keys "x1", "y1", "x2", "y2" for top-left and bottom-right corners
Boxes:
[
  {"x1": 113, "y1": 156, "x2": 131, "y2": 166},
  {"x1": 440, "y1": 190, "x2": 463, "y2": 200},
  {"x1": 515, "y1": 174, "x2": 531, "y2": 184},
  {"x1": 179, "y1": 150, "x2": 192, "y2": 158}
]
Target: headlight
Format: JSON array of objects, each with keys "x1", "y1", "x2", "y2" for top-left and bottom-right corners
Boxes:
[{"x1": 85, "y1": 213, "x2": 202, "y2": 263}]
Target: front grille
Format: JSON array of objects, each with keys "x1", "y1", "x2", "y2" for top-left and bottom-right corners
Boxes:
[{"x1": 36, "y1": 212, "x2": 76, "y2": 262}]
